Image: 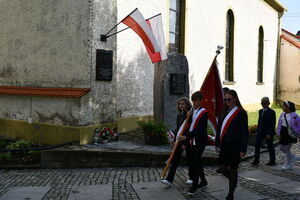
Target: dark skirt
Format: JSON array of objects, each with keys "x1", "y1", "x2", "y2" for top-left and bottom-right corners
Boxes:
[
  {"x1": 279, "y1": 126, "x2": 297, "y2": 145},
  {"x1": 219, "y1": 142, "x2": 241, "y2": 168}
]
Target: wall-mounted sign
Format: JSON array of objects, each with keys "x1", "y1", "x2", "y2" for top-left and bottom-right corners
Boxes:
[
  {"x1": 96, "y1": 49, "x2": 113, "y2": 81},
  {"x1": 170, "y1": 73, "x2": 186, "y2": 95}
]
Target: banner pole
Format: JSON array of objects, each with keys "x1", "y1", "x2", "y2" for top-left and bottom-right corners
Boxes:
[
  {"x1": 161, "y1": 107, "x2": 193, "y2": 179},
  {"x1": 105, "y1": 13, "x2": 162, "y2": 39}
]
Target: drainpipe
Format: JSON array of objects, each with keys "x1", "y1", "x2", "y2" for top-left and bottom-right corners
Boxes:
[{"x1": 274, "y1": 12, "x2": 283, "y2": 105}]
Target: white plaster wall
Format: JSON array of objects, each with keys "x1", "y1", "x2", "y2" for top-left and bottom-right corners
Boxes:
[
  {"x1": 116, "y1": 0, "x2": 168, "y2": 117},
  {"x1": 80, "y1": 0, "x2": 118, "y2": 125},
  {"x1": 0, "y1": 0, "x2": 90, "y2": 88},
  {"x1": 279, "y1": 38, "x2": 300, "y2": 104},
  {"x1": 186, "y1": 0, "x2": 279, "y2": 106}
]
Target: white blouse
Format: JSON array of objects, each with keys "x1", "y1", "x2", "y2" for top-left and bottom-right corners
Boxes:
[{"x1": 281, "y1": 113, "x2": 291, "y2": 127}]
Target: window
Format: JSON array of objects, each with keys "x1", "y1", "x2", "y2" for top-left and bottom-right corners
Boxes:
[
  {"x1": 257, "y1": 26, "x2": 264, "y2": 83},
  {"x1": 169, "y1": 0, "x2": 185, "y2": 54},
  {"x1": 225, "y1": 10, "x2": 234, "y2": 82}
]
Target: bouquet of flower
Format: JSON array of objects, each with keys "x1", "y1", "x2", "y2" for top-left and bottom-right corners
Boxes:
[
  {"x1": 248, "y1": 125, "x2": 258, "y2": 134},
  {"x1": 99, "y1": 127, "x2": 113, "y2": 144}
]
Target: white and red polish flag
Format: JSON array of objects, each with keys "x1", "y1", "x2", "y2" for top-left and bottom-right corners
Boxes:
[
  {"x1": 121, "y1": 9, "x2": 166, "y2": 63},
  {"x1": 146, "y1": 14, "x2": 167, "y2": 63},
  {"x1": 199, "y1": 56, "x2": 224, "y2": 134}
]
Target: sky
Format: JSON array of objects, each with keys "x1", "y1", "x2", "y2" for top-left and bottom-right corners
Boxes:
[{"x1": 278, "y1": 0, "x2": 300, "y2": 34}]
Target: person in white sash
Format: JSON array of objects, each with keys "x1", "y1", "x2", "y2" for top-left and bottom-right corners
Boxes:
[
  {"x1": 215, "y1": 90, "x2": 248, "y2": 200},
  {"x1": 178, "y1": 91, "x2": 208, "y2": 195},
  {"x1": 161, "y1": 97, "x2": 193, "y2": 185}
]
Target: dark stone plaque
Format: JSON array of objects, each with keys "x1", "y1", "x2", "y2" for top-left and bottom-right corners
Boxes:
[
  {"x1": 96, "y1": 49, "x2": 113, "y2": 81},
  {"x1": 170, "y1": 74, "x2": 186, "y2": 95}
]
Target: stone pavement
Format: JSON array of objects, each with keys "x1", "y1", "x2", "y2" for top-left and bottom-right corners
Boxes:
[{"x1": 0, "y1": 144, "x2": 299, "y2": 200}]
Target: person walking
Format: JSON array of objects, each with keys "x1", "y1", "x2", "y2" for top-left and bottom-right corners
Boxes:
[
  {"x1": 161, "y1": 97, "x2": 193, "y2": 185},
  {"x1": 178, "y1": 91, "x2": 208, "y2": 195},
  {"x1": 215, "y1": 90, "x2": 248, "y2": 200},
  {"x1": 277, "y1": 101, "x2": 300, "y2": 170},
  {"x1": 252, "y1": 97, "x2": 276, "y2": 166}
]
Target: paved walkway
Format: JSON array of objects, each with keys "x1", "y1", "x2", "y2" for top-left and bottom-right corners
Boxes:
[{"x1": 0, "y1": 144, "x2": 299, "y2": 200}]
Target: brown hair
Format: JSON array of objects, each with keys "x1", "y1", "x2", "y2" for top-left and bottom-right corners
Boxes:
[
  {"x1": 227, "y1": 89, "x2": 245, "y2": 111},
  {"x1": 176, "y1": 97, "x2": 192, "y2": 112},
  {"x1": 191, "y1": 91, "x2": 203, "y2": 101}
]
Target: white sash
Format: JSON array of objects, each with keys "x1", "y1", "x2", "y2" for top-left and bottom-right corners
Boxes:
[
  {"x1": 189, "y1": 108, "x2": 206, "y2": 132},
  {"x1": 220, "y1": 106, "x2": 239, "y2": 140},
  {"x1": 189, "y1": 108, "x2": 206, "y2": 145},
  {"x1": 176, "y1": 119, "x2": 187, "y2": 140}
]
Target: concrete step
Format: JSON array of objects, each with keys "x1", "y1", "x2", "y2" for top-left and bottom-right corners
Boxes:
[{"x1": 41, "y1": 145, "x2": 218, "y2": 169}]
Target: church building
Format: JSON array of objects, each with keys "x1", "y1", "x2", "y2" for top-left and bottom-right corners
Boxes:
[{"x1": 0, "y1": 0, "x2": 285, "y2": 145}]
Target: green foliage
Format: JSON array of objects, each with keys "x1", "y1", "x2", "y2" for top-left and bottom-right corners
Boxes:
[
  {"x1": 137, "y1": 120, "x2": 169, "y2": 143},
  {"x1": 271, "y1": 102, "x2": 282, "y2": 109},
  {"x1": 137, "y1": 120, "x2": 168, "y2": 136},
  {"x1": 247, "y1": 108, "x2": 300, "y2": 127},
  {"x1": 0, "y1": 140, "x2": 9, "y2": 148},
  {"x1": 0, "y1": 152, "x2": 11, "y2": 162},
  {"x1": 28, "y1": 150, "x2": 40, "y2": 154},
  {"x1": 207, "y1": 126, "x2": 214, "y2": 136},
  {"x1": 7, "y1": 140, "x2": 31, "y2": 149}
]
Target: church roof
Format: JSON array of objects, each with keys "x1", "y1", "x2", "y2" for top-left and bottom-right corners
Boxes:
[
  {"x1": 264, "y1": 0, "x2": 286, "y2": 13},
  {"x1": 281, "y1": 29, "x2": 300, "y2": 49}
]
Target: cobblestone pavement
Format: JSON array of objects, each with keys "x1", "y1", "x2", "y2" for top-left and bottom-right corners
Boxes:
[{"x1": 0, "y1": 144, "x2": 299, "y2": 200}]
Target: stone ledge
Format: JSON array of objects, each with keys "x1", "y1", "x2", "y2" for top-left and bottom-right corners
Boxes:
[{"x1": 41, "y1": 146, "x2": 219, "y2": 169}]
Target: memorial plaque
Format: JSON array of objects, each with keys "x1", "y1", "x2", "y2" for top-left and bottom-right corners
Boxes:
[
  {"x1": 154, "y1": 54, "x2": 189, "y2": 131},
  {"x1": 96, "y1": 49, "x2": 113, "y2": 81},
  {"x1": 170, "y1": 74, "x2": 186, "y2": 94}
]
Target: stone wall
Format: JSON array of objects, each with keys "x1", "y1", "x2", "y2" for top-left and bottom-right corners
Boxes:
[
  {"x1": 0, "y1": 0, "x2": 90, "y2": 126},
  {"x1": 79, "y1": 0, "x2": 118, "y2": 125},
  {"x1": 0, "y1": 0, "x2": 90, "y2": 87},
  {"x1": 115, "y1": 0, "x2": 168, "y2": 118}
]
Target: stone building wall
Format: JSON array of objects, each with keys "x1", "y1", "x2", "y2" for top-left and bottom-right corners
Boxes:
[
  {"x1": 79, "y1": 0, "x2": 118, "y2": 126},
  {"x1": 278, "y1": 33, "x2": 300, "y2": 105},
  {"x1": 0, "y1": 0, "x2": 90, "y2": 126},
  {"x1": 115, "y1": 0, "x2": 168, "y2": 118},
  {"x1": 0, "y1": 0, "x2": 284, "y2": 127}
]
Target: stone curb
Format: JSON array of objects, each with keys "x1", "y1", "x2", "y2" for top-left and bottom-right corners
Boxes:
[{"x1": 41, "y1": 147, "x2": 219, "y2": 169}]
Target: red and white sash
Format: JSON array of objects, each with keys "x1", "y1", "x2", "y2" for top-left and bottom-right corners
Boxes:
[
  {"x1": 189, "y1": 108, "x2": 207, "y2": 145},
  {"x1": 176, "y1": 120, "x2": 189, "y2": 140},
  {"x1": 220, "y1": 106, "x2": 241, "y2": 142}
]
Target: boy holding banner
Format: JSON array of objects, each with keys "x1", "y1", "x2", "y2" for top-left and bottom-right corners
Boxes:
[{"x1": 178, "y1": 91, "x2": 208, "y2": 195}]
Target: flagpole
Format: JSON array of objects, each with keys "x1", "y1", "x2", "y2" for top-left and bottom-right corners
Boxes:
[
  {"x1": 161, "y1": 107, "x2": 193, "y2": 179},
  {"x1": 104, "y1": 13, "x2": 162, "y2": 39},
  {"x1": 215, "y1": 45, "x2": 223, "y2": 57},
  {"x1": 101, "y1": 8, "x2": 138, "y2": 41}
]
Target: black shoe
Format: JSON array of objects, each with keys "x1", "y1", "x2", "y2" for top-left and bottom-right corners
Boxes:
[
  {"x1": 226, "y1": 193, "x2": 234, "y2": 200},
  {"x1": 266, "y1": 161, "x2": 276, "y2": 166},
  {"x1": 198, "y1": 180, "x2": 208, "y2": 188},
  {"x1": 251, "y1": 160, "x2": 259, "y2": 165},
  {"x1": 187, "y1": 186, "x2": 197, "y2": 195}
]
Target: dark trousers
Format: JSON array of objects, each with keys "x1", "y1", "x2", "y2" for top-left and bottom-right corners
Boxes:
[
  {"x1": 190, "y1": 146, "x2": 206, "y2": 188},
  {"x1": 166, "y1": 143, "x2": 192, "y2": 183},
  {"x1": 254, "y1": 133, "x2": 275, "y2": 163}
]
